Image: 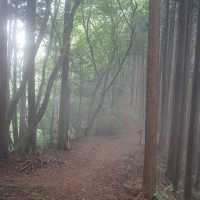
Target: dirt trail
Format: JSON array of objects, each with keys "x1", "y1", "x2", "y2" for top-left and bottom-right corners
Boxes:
[{"x1": 0, "y1": 125, "x2": 144, "y2": 200}]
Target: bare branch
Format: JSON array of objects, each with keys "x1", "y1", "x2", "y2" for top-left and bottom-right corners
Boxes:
[
  {"x1": 81, "y1": 8, "x2": 99, "y2": 76},
  {"x1": 34, "y1": 0, "x2": 52, "y2": 55},
  {"x1": 36, "y1": 0, "x2": 61, "y2": 109},
  {"x1": 35, "y1": 57, "x2": 61, "y2": 125}
]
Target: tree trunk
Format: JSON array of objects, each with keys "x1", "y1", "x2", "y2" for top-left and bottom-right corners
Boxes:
[
  {"x1": 166, "y1": 0, "x2": 192, "y2": 189},
  {"x1": 160, "y1": 0, "x2": 176, "y2": 153},
  {"x1": 195, "y1": 151, "x2": 200, "y2": 190},
  {"x1": 0, "y1": 0, "x2": 9, "y2": 159},
  {"x1": 26, "y1": 0, "x2": 37, "y2": 153},
  {"x1": 143, "y1": 0, "x2": 160, "y2": 198},
  {"x1": 18, "y1": 90, "x2": 26, "y2": 151},
  {"x1": 12, "y1": 19, "x2": 19, "y2": 147},
  {"x1": 158, "y1": 0, "x2": 170, "y2": 151},
  {"x1": 49, "y1": 101, "x2": 55, "y2": 147},
  {"x1": 130, "y1": 55, "x2": 135, "y2": 106},
  {"x1": 57, "y1": 0, "x2": 81, "y2": 150},
  {"x1": 57, "y1": 0, "x2": 71, "y2": 150},
  {"x1": 184, "y1": 3, "x2": 200, "y2": 199}
]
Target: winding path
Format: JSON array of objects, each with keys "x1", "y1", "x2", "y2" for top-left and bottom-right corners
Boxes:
[{"x1": 0, "y1": 125, "x2": 143, "y2": 200}]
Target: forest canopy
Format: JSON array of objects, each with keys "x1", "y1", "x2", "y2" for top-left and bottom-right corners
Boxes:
[{"x1": 0, "y1": 0, "x2": 148, "y2": 154}]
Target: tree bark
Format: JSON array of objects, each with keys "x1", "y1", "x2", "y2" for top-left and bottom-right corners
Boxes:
[
  {"x1": 26, "y1": 0, "x2": 37, "y2": 153},
  {"x1": 0, "y1": 0, "x2": 9, "y2": 159},
  {"x1": 184, "y1": 3, "x2": 200, "y2": 199},
  {"x1": 158, "y1": 0, "x2": 170, "y2": 151},
  {"x1": 57, "y1": 0, "x2": 81, "y2": 150},
  {"x1": 12, "y1": 19, "x2": 19, "y2": 147},
  {"x1": 143, "y1": 0, "x2": 160, "y2": 198},
  {"x1": 159, "y1": 0, "x2": 176, "y2": 153},
  {"x1": 166, "y1": 0, "x2": 192, "y2": 189}
]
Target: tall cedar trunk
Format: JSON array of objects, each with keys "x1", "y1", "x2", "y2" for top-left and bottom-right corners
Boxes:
[
  {"x1": 130, "y1": 54, "x2": 136, "y2": 106},
  {"x1": 49, "y1": 102, "x2": 55, "y2": 147},
  {"x1": 19, "y1": 41, "x2": 27, "y2": 151},
  {"x1": 158, "y1": 0, "x2": 170, "y2": 150},
  {"x1": 26, "y1": 0, "x2": 36, "y2": 153},
  {"x1": 195, "y1": 150, "x2": 200, "y2": 189},
  {"x1": 0, "y1": 0, "x2": 9, "y2": 159},
  {"x1": 19, "y1": 91, "x2": 26, "y2": 150},
  {"x1": 184, "y1": 3, "x2": 200, "y2": 199},
  {"x1": 57, "y1": 0, "x2": 72, "y2": 150},
  {"x1": 78, "y1": 65, "x2": 83, "y2": 130},
  {"x1": 18, "y1": 23, "x2": 27, "y2": 150},
  {"x1": 143, "y1": 0, "x2": 160, "y2": 198},
  {"x1": 12, "y1": 19, "x2": 19, "y2": 147},
  {"x1": 141, "y1": 50, "x2": 146, "y2": 122},
  {"x1": 166, "y1": 0, "x2": 191, "y2": 189},
  {"x1": 174, "y1": 0, "x2": 192, "y2": 188},
  {"x1": 161, "y1": 0, "x2": 176, "y2": 152},
  {"x1": 134, "y1": 56, "x2": 139, "y2": 114}
]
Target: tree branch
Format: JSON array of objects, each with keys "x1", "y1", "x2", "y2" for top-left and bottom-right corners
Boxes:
[{"x1": 35, "y1": 57, "x2": 61, "y2": 125}]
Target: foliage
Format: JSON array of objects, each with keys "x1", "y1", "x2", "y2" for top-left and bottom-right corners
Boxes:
[{"x1": 153, "y1": 184, "x2": 175, "y2": 200}]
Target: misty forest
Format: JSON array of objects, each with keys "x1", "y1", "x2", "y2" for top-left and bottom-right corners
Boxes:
[{"x1": 0, "y1": 0, "x2": 200, "y2": 200}]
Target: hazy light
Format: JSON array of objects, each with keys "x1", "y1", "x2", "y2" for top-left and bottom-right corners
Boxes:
[{"x1": 16, "y1": 20, "x2": 25, "y2": 49}]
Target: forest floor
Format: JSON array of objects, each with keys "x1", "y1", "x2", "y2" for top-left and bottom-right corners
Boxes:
[{"x1": 0, "y1": 122, "x2": 146, "y2": 200}]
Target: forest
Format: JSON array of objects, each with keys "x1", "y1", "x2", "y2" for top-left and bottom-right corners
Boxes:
[{"x1": 0, "y1": 0, "x2": 200, "y2": 200}]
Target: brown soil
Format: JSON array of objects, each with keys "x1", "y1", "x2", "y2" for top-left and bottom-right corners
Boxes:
[{"x1": 0, "y1": 125, "x2": 145, "y2": 200}]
